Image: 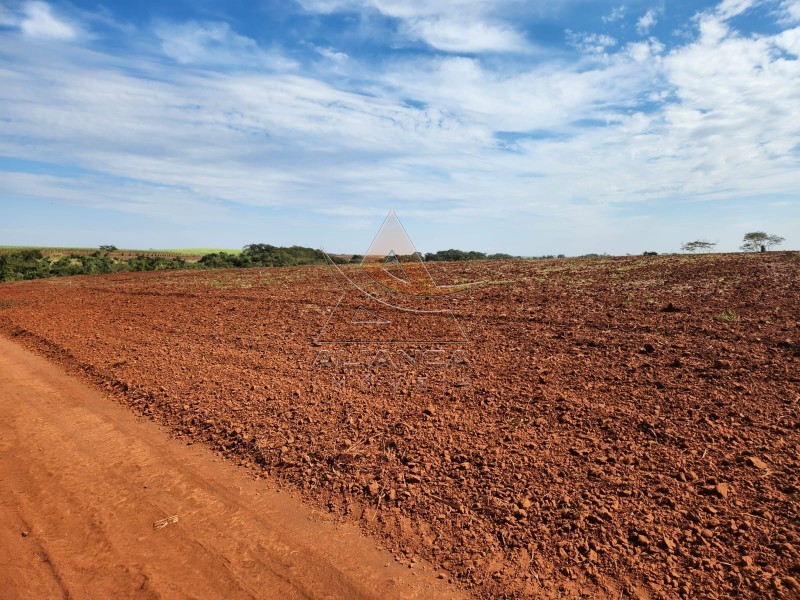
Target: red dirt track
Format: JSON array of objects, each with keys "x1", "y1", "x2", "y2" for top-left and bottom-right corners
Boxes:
[
  {"x1": 1, "y1": 252, "x2": 799, "y2": 599},
  {"x1": 0, "y1": 336, "x2": 463, "y2": 600}
]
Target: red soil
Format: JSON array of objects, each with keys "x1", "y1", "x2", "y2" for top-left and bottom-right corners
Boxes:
[
  {"x1": 1, "y1": 252, "x2": 799, "y2": 599},
  {"x1": 0, "y1": 336, "x2": 463, "y2": 599}
]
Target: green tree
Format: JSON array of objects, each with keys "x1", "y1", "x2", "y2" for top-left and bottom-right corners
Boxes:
[
  {"x1": 239, "y1": 244, "x2": 326, "y2": 267},
  {"x1": 0, "y1": 249, "x2": 48, "y2": 281},
  {"x1": 681, "y1": 241, "x2": 716, "y2": 253},
  {"x1": 424, "y1": 249, "x2": 487, "y2": 262},
  {"x1": 198, "y1": 252, "x2": 237, "y2": 268},
  {"x1": 740, "y1": 231, "x2": 784, "y2": 252}
]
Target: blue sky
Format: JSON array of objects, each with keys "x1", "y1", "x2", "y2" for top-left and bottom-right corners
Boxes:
[{"x1": 0, "y1": 0, "x2": 798, "y2": 255}]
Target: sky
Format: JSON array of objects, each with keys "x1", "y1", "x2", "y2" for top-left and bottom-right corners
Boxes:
[{"x1": 0, "y1": 0, "x2": 798, "y2": 256}]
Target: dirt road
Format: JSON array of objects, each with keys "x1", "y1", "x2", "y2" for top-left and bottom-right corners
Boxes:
[{"x1": 0, "y1": 335, "x2": 464, "y2": 600}]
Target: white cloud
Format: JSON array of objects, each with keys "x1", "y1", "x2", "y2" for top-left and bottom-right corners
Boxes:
[
  {"x1": 636, "y1": 9, "x2": 658, "y2": 35},
  {"x1": 773, "y1": 25, "x2": 800, "y2": 55},
  {"x1": 566, "y1": 31, "x2": 618, "y2": 54},
  {"x1": 715, "y1": 0, "x2": 758, "y2": 20},
  {"x1": 626, "y1": 38, "x2": 665, "y2": 62},
  {"x1": 687, "y1": 0, "x2": 758, "y2": 48},
  {"x1": 18, "y1": 1, "x2": 79, "y2": 40},
  {"x1": 296, "y1": 0, "x2": 530, "y2": 53},
  {"x1": 315, "y1": 46, "x2": 349, "y2": 62},
  {"x1": 780, "y1": 0, "x2": 800, "y2": 23},
  {"x1": 1, "y1": 171, "x2": 229, "y2": 223},
  {"x1": 602, "y1": 6, "x2": 626, "y2": 24},
  {"x1": 154, "y1": 21, "x2": 296, "y2": 69},
  {"x1": 402, "y1": 17, "x2": 527, "y2": 53},
  {"x1": 297, "y1": 0, "x2": 497, "y2": 19},
  {"x1": 697, "y1": 13, "x2": 730, "y2": 45},
  {"x1": 294, "y1": 0, "x2": 362, "y2": 13}
]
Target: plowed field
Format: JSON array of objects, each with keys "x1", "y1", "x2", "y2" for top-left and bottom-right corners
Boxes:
[{"x1": 1, "y1": 252, "x2": 799, "y2": 599}]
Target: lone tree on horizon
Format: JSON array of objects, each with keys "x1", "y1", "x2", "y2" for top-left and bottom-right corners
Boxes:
[
  {"x1": 681, "y1": 240, "x2": 717, "y2": 253},
  {"x1": 740, "y1": 232, "x2": 784, "y2": 252}
]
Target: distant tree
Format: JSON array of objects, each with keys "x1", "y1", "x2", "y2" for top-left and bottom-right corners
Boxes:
[
  {"x1": 127, "y1": 255, "x2": 186, "y2": 271},
  {"x1": 424, "y1": 249, "x2": 487, "y2": 262},
  {"x1": 413, "y1": 251, "x2": 514, "y2": 261},
  {"x1": 740, "y1": 231, "x2": 784, "y2": 252},
  {"x1": 767, "y1": 234, "x2": 785, "y2": 250},
  {"x1": 0, "y1": 249, "x2": 47, "y2": 281},
  {"x1": 198, "y1": 252, "x2": 237, "y2": 268},
  {"x1": 643, "y1": 251, "x2": 658, "y2": 256},
  {"x1": 239, "y1": 244, "x2": 326, "y2": 267},
  {"x1": 681, "y1": 241, "x2": 716, "y2": 253},
  {"x1": 99, "y1": 245, "x2": 118, "y2": 253}
]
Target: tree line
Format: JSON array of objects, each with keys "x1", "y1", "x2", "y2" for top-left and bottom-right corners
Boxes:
[
  {"x1": 197, "y1": 244, "x2": 340, "y2": 268},
  {"x1": 423, "y1": 249, "x2": 517, "y2": 262},
  {"x1": 0, "y1": 243, "x2": 523, "y2": 282},
  {"x1": 0, "y1": 230, "x2": 789, "y2": 282},
  {"x1": 0, "y1": 248, "x2": 191, "y2": 282},
  {"x1": 0, "y1": 244, "x2": 349, "y2": 282}
]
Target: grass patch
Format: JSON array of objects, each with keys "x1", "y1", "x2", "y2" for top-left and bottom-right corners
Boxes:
[
  {"x1": 714, "y1": 310, "x2": 741, "y2": 324},
  {"x1": 617, "y1": 263, "x2": 645, "y2": 273},
  {"x1": 720, "y1": 269, "x2": 741, "y2": 281}
]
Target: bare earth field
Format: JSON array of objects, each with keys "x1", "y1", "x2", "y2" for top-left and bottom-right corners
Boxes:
[{"x1": 1, "y1": 252, "x2": 799, "y2": 599}]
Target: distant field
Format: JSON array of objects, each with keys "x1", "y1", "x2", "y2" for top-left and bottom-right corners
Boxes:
[
  {"x1": 0, "y1": 246, "x2": 91, "y2": 254},
  {"x1": 0, "y1": 246, "x2": 242, "y2": 257}
]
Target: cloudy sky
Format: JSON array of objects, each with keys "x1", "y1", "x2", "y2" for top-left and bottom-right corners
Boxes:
[{"x1": 1, "y1": 0, "x2": 798, "y2": 255}]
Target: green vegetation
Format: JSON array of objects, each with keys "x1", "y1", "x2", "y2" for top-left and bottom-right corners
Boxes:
[
  {"x1": 681, "y1": 240, "x2": 717, "y2": 253},
  {"x1": 0, "y1": 244, "x2": 349, "y2": 282},
  {"x1": 0, "y1": 249, "x2": 188, "y2": 282},
  {"x1": 198, "y1": 244, "x2": 348, "y2": 269},
  {"x1": 0, "y1": 249, "x2": 50, "y2": 280},
  {"x1": 424, "y1": 249, "x2": 518, "y2": 261},
  {"x1": 714, "y1": 309, "x2": 741, "y2": 324},
  {"x1": 0, "y1": 246, "x2": 243, "y2": 257},
  {"x1": 0, "y1": 242, "x2": 531, "y2": 283}
]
